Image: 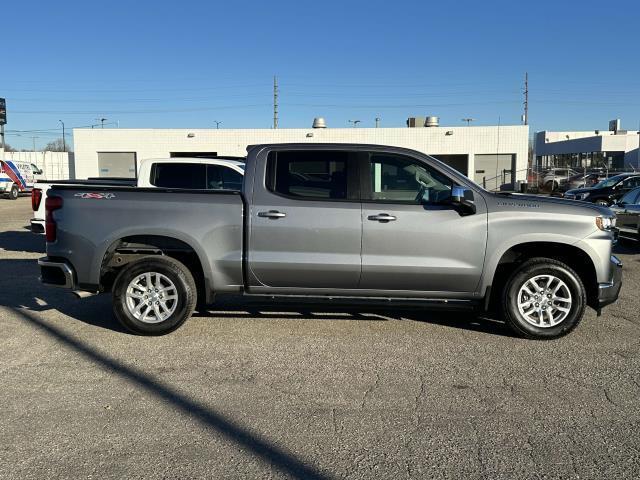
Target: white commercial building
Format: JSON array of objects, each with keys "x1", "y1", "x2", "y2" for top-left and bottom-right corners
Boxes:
[
  {"x1": 2, "y1": 151, "x2": 74, "y2": 180},
  {"x1": 535, "y1": 122, "x2": 640, "y2": 172},
  {"x1": 73, "y1": 121, "x2": 529, "y2": 190}
]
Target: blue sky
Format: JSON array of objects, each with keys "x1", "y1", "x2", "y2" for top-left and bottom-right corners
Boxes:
[{"x1": 3, "y1": 0, "x2": 640, "y2": 150}]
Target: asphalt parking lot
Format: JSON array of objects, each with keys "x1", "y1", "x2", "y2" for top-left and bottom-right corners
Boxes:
[{"x1": 1, "y1": 197, "x2": 639, "y2": 479}]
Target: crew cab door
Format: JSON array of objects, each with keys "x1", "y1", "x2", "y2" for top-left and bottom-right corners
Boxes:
[
  {"x1": 247, "y1": 149, "x2": 362, "y2": 289},
  {"x1": 359, "y1": 152, "x2": 487, "y2": 294}
]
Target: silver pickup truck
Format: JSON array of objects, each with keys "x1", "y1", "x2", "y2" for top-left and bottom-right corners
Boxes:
[{"x1": 39, "y1": 144, "x2": 622, "y2": 339}]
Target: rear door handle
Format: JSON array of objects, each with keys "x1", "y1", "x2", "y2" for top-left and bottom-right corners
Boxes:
[
  {"x1": 367, "y1": 213, "x2": 397, "y2": 222},
  {"x1": 258, "y1": 210, "x2": 287, "y2": 219}
]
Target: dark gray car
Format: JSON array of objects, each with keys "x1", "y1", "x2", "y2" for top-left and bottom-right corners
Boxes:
[
  {"x1": 38, "y1": 144, "x2": 622, "y2": 340},
  {"x1": 610, "y1": 186, "x2": 640, "y2": 242}
]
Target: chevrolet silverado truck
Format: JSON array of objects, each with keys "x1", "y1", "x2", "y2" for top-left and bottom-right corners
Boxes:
[{"x1": 38, "y1": 144, "x2": 622, "y2": 339}]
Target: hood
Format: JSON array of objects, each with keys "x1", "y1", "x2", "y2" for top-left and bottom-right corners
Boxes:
[
  {"x1": 565, "y1": 186, "x2": 601, "y2": 195},
  {"x1": 489, "y1": 192, "x2": 612, "y2": 216}
]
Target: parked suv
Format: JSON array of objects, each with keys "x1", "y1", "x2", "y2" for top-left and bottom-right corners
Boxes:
[{"x1": 564, "y1": 173, "x2": 640, "y2": 206}]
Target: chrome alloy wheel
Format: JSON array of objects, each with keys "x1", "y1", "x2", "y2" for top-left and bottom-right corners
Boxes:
[
  {"x1": 516, "y1": 274, "x2": 572, "y2": 328},
  {"x1": 125, "y1": 272, "x2": 178, "y2": 324}
]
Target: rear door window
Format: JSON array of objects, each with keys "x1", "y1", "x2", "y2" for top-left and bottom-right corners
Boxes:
[
  {"x1": 267, "y1": 151, "x2": 351, "y2": 200},
  {"x1": 152, "y1": 163, "x2": 206, "y2": 189}
]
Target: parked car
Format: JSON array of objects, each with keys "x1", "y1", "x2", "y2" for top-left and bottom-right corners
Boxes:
[
  {"x1": 555, "y1": 172, "x2": 604, "y2": 196},
  {"x1": 564, "y1": 173, "x2": 640, "y2": 206},
  {"x1": 38, "y1": 143, "x2": 621, "y2": 340},
  {"x1": 30, "y1": 157, "x2": 245, "y2": 233},
  {"x1": 0, "y1": 160, "x2": 44, "y2": 199},
  {"x1": 540, "y1": 168, "x2": 578, "y2": 191},
  {"x1": 610, "y1": 186, "x2": 640, "y2": 242}
]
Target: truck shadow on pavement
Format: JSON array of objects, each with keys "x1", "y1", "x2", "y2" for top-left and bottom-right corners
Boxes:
[
  {"x1": 198, "y1": 302, "x2": 515, "y2": 337},
  {"x1": 0, "y1": 257, "x2": 515, "y2": 338},
  {"x1": 0, "y1": 228, "x2": 46, "y2": 254},
  {"x1": 12, "y1": 307, "x2": 332, "y2": 480}
]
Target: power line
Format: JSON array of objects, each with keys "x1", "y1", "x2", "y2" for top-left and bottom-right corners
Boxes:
[{"x1": 9, "y1": 105, "x2": 271, "y2": 115}]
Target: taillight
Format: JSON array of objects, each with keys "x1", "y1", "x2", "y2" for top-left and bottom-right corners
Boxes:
[
  {"x1": 45, "y1": 196, "x2": 63, "y2": 242},
  {"x1": 32, "y1": 188, "x2": 43, "y2": 211}
]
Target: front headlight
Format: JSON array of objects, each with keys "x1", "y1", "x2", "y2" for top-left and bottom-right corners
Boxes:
[
  {"x1": 580, "y1": 192, "x2": 590, "y2": 200},
  {"x1": 596, "y1": 216, "x2": 616, "y2": 231}
]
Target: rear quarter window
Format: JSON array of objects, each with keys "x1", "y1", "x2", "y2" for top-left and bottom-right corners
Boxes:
[{"x1": 151, "y1": 163, "x2": 206, "y2": 189}]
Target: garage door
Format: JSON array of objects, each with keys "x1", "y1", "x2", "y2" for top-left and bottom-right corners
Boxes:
[
  {"x1": 474, "y1": 154, "x2": 515, "y2": 191},
  {"x1": 98, "y1": 152, "x2": 137, "y2": 178}
]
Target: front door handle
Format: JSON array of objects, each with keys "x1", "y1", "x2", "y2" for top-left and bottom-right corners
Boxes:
[
  {"x1": 368, "y1": 213, "x2": 397, "y2": 222},
  {"x1": 258, "y1": 210, "x2": 287, "y2": 219}
]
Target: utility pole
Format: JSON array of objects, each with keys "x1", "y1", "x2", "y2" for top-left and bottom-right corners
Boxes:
[
  {"x1": 59, "y1": 120, "x2": 66, "y2": 152},
  {"x1": 375, "y1": 117, "x2": 381, "y2": 128},
  {"x1": 213, "y1": 120, "x2": 222, "y2": 129},
  {"x1": 30, "y1": 136, "x2": 39, "y2": 151},
  {"x1": 0, "y1": 98, "x2": 6, "y2": 156},
  {"x1": 523, "y1": 72, "x2": 529, "y2": 126},
  {"x1": 273, "y1": 76, "x2": 278, "y2": 129},
  {"x1": 462, "y1": 118, "x2": 475, "y2": 126}
]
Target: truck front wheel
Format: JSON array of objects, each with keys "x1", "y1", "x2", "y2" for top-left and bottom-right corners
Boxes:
[
  {"x1": 502, "y1": 258, "x2": 586, "y2": 340},
  {"x1": 112, "y1": 256, "x2": 197, "y2": 335}
]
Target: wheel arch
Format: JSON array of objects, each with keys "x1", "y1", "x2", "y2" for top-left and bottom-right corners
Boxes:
[
  {"x1": 484, "y1": 241, "x2": 598, "y2": 311},
  {"x1": 98, "y1": 233, "x2": 212, "y2": 304}
]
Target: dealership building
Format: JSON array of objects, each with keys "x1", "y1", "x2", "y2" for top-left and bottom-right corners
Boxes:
[
  {"x1": 535, "y1": 121, "x2": 640, "y2": 172},
  {"x1": 72, "y1": 118, "x2": 529, "y2": 190}
]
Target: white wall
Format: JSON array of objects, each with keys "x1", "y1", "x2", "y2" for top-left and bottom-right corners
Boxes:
[
  {"x1": 3, "y1": 151, "x2": 73, "y2": 180},
  {"x1": 73, "y1": 126, "x2": 529, "y2": 182}
]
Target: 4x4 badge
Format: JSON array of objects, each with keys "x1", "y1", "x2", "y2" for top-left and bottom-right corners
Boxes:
[{"x1": 74, "y1": 192, "x2": 116, "y2": 199}]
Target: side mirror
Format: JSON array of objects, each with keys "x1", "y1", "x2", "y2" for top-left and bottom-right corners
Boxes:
[{"x1": 450, "y1": 186, "x2": 476, "y2": 215}]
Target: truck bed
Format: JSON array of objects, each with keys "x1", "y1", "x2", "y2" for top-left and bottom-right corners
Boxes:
[{"x1": 46, "y1": 185, "x2": 245, "y2": 293}]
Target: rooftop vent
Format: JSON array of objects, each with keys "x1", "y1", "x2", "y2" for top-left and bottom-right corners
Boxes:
[
  {"x1": 312, "y1": 117, "x2": 327, "y2": 128},
  {"x1": 407, "y1": 116, "x2": 439, "y2": 127},
  {"x1": 425, "y1": 116, "x2": 439, "y2": 127}
]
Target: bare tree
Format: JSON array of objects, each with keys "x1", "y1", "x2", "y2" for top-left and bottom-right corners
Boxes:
[
  {"x1": 2, "y1": 143, "x2": 17, "y2": 152},
  {"x1": 43, "y1": 138, "x2": 70, "y2": 152}
]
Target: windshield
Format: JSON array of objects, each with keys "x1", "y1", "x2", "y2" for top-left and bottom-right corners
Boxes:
[{"x1": 593, "y1": 176, "x2": 623, "y2": 189}]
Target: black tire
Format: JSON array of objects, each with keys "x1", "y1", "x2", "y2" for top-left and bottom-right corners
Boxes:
[
  {"x1": 112, "y1": 256, "x2": 197, "y2": 335},
  {"x1": 595, "y1": 199, "x2": 610, "y2": 207},
  {"x1": 8, "y1": 185, "x2": 19, "y2": 200},
  {"x1": 502, "y1": 258, "x2": 586, "y2": 340}
]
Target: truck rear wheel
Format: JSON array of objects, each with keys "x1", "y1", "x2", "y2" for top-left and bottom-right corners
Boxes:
[
  {"x1": 112, "y1": 256, "x2": 197, "y2": 335},
  {"x1": 502, "y1": 258, "x2": 586, "y2": 340},
  {"x1": 8, "y1": 185, "x2": 19, "y2": 200}
]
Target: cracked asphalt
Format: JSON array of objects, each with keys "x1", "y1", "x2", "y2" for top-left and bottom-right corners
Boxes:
[{"x1": 1, "y1": 197, "x2": 639, "y2": 479}]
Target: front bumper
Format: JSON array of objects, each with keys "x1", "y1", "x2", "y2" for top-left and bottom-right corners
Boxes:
[
  {"x1": 38, "y1": 257, "x2": 76, "y2": 289},
  {"x1": 598, "y1": 255, "x2": 623, "y2": 309}
]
